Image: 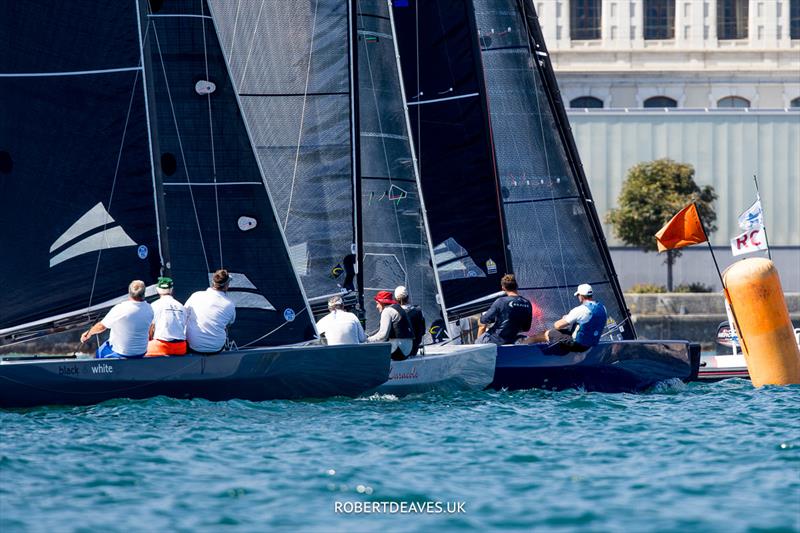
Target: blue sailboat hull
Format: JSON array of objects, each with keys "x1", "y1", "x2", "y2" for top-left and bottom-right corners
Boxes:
[
  {"x1": 0, "y1": 344, "x2": 391, "y2": 408},
  {"x1": 490, "y1": 341, "x2": 700, "y2": 393}
]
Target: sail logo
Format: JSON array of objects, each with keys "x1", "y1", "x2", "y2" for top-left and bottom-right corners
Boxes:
[
  {"x1": 49, "y1": 203, "x2": 138, "y2": 268},
  {"x1": 209, "y1": 272, "x2": 275, "y2": 311}
]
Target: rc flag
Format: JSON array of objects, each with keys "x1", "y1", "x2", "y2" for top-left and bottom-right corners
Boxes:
[
  {"x1": 655, "y1": 203, "x2": 708, "y2": 252},
  {"x1": 730, "y1": 225, "x2": 769, "y2": 257},
  {"x1": 737, "y1": 199, "x2": 763, "y2": 230}
]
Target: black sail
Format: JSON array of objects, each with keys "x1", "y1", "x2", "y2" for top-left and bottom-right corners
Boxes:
[
  {"x1": 143, "y1": 0, "x2": 317, "y2": 346},
  {"x1": 392, "y1": 0, "x2": 510, "y2": 317},
  {"x1": 470, "y1": 0, "x2": 633, "y2": 337},
  {"x1": 356, "y1": 0, "x2": 446, "y2": 334},
  {"x1": 211, "y1": 0, "x2": 357, "y2": 307},
  {"x1": 0, "y1": 1, "x2": 161, "y2": 332}
]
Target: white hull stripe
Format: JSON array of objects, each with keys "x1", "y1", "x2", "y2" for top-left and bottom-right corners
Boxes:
[
  {"x1": 407, "y1": 92, "x2": 479, "y2": 107},
  {"x1": 0, "y1": 66, "x2": 142, "y2": 78}
]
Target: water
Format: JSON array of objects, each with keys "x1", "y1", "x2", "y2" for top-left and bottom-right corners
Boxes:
[{"x1": 1, "y1": 381, "x2": 798, "y2": 532}]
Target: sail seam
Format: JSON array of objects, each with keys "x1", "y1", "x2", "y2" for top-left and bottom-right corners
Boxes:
[
  {"x1": 407, "y1": 92, "x2": 479, "y2": 106},
  {"x1": 504, "y1": 194, "x2": 580, "y2": 205},
  {"x1": 163, "y1": 181, "x2": 262, "y2": 186},
  {"x1": 0, "y1": 67, "x2": 141, "y2": 78},
  {"x1": 147, "y1": 14, "x2": 212, "y2": 20}
]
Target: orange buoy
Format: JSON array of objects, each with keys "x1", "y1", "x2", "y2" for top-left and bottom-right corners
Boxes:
[{"x1": 723, "y1": 258, "x2": 800, "y2": 386}]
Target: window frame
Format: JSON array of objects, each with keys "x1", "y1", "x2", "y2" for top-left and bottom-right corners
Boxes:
[
  {"x1": 571, "y1": 0, "x2": 602, "y2": 40},
  {"x1": 570, "y1": 96, "x2": 604, "y2": 109},
  {"x1": 644, "y1": 0, "x2": 676, "y2": 40}
]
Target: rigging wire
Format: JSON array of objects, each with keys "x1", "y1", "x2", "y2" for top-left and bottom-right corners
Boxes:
[
  {"x1": 284, "y1": 0, "x2": 320, "y2": 232},
  {"x1": 151, "y1": 21, "x2": 212, "y2": 275},
  {"x1": 200, "y1": 0, "x2": 224, "y2": 268}
]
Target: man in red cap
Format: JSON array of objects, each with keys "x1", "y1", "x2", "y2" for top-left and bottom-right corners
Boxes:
[{"x1": 367, "y1": 290, "x2": 415, "y2": 360}]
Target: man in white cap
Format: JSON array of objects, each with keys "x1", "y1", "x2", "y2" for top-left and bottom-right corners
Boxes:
[
  {"x1": 394, "y1": 285, "x2": 425, "y2": 356},
  {"x1": 316, "y1": 295, "x2": 366, "y2": 346},
  {"x1": 530, "y1": 283, "x2": 607, "y2": 354}
]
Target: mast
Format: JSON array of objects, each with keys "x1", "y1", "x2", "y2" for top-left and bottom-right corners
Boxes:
[
  {"x1": 514, "y1": 0, "x2": 634, "y2": 337},
  {"x1": 349, "y1": 0, "x2": 365, "y2": 315}
]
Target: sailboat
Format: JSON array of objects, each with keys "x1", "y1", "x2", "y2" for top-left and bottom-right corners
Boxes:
[
  {"x1": 210, "y1": 0, "x2": 497, "y2": 395},
  {"x1": 0, "y1": 0, "x2": 391, "y2": 408},
  {"x1": 392, "y1": 0, "x2": 700, "y2": 392}
]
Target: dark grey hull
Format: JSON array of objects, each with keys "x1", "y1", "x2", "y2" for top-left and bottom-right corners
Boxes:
[
  {"x1": 0, "y1": 344, "x2": 391, "y2": 408},
  {"x1": 490, "y1": 341, "x2": 700, "y2": 393}
]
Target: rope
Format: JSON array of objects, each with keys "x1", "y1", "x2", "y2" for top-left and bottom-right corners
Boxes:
[
  {"x1": 200, "y1": 1, "x2": 223, "y2": 268},
  {"x1": 239, "y1": 307, "x2": 309, "y2": 348},
  {"x1": 86, "y1": 68, "x2": 141, "y2": 313},
  {"x1": 151, "y1": 21, "x2": 211, "y2": 274},
  {"x1": 284, "y1": 0, "x2": 320, "y2": 231}
]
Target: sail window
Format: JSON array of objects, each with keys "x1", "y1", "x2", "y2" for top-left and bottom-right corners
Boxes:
[
  {"x1": 160, "y1": 153, "x2": 177, "y2": 176},
  {"x1": 644, "y1": 0, "x2": 675, "y2": 39},
  {"x1": 0, "y1": 151, "x2": 11, "y2": 174},
  {"x1": 571, "y1": 0, "x2": 602, "y2": 40},
  {"x1": 717, "y1": 96, "x2": 750, "y2": 108},
  {"x1": 643, "y1": 96, "x2": 677, "y2": 108},
  {"x1": 570, "y1": 96, "x2": 603, "y2": 109},
  {"x1": 717, "y1": 0, "x2": 749, "y2": 40}
]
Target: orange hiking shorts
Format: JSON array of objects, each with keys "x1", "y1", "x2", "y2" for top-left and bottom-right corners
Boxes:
[{"x1": 145, "y1": 339, "x2": 187, "y2": 357}]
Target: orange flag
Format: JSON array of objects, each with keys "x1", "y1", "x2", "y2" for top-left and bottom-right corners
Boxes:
[{"x1": 655, "y1": 203, "x2": 707, "y2": 252}]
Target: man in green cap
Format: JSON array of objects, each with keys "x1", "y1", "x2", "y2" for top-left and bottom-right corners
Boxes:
[{"x1": 146, "y1": 276, "x2": 188, "y2": 356}]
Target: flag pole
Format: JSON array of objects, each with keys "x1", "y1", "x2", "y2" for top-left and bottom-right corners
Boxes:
[
  {"x1": 753, "y1": 174, "x2": 772, "y2": 260},
  {"x1": 696, "y1": 203, "x2": 750, "y2": 355}
]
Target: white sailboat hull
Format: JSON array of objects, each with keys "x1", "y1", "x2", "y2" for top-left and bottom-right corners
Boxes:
[{"x1": 372, "y1": 344, "x2": 497, "y2": 396}]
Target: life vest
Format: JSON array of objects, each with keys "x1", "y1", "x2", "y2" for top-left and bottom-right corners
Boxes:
[
  {"x1": 573, "y1": 300, "x2": 607, "y2": 348},
  {"x1": 388, "y1": 304, "x2": 414, "y2": 340},
  {"x1": 403, "y1": 304, "x2": 426, "y2": 356}
]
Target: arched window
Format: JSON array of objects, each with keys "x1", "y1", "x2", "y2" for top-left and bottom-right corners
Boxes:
[
  {"x1": 718, "y1": 96, "x2": 750, "y2": 108},
  {"x1": 790, "y1": 97, "x2": 800, "y2": 108},
  {"x1": 570, "y1": 96, "x2": 604, "y2": 108},
  {"x1": 643, "y1": 96, "x2": 677, "y2": 108}
]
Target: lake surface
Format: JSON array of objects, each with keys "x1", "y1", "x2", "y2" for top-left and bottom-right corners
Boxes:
[{"x1": 1, "y1": 379, "x2": 798, "y2": 532}]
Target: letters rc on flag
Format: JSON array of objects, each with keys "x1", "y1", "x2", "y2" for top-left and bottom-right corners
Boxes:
[{"x1": 730, "y1": 226, "x2": 768, "y2": 257}]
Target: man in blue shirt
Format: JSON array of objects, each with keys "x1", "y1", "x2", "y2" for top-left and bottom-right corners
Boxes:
[
  {"x1": 476, "y1": 274, "x2": 532, "y2": 345},
  {"x1": 536, "y1": 283, "x2": 608, "y2": 354}
]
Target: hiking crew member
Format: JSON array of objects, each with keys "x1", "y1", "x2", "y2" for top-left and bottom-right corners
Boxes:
[
  {"x1": 394, "y1": 285, "x2": 425, "y2": 356},
  {"x1": 534, "y1": 283, "x2": 608, "y2": 354},
  {"x1": 476, "y1": 274, "x2": 532, "y2": 345},
  {"x1": 367, "y1": 291, "x2": 415, "y2": 360},
  {"x1": 184, "y1": 269, "x2": 236, "y2": 354},
  {"x1": 316, "y1": 295, "x2": 366, "y2": 346},
  {"x1": 80, "y1": 280, "x2": 153, "y2": 359},
  {"x1": 146, "y1": 277, "x2": 188, "y2": 357}
]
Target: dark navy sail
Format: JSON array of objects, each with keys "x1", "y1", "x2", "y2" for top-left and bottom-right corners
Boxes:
[
  {"x1": 356, "y1": 0, "x2": 446, "y2": 335},
  {"x1": 142, "y1": 0, "x2": 316, "y2": 346},
  {"x1": 211, "y1": 0, "x2": 356, "y2": 306},
  {"x1": 0, "y1": 1, "x2": 161, "y2": 332},
  {"x1": 471, "y1": 0, "x2": 633, "y2": 337},
  {"x1": 392, "y1": 0, "x2": 510, "y2": 317}
]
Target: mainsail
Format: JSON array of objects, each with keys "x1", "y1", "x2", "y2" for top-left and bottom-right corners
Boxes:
[
  {"x1": 356, "y1": 0, "x2": 446, "y2": 335},
  {"x1": 1, "y1": 0, "x2": 317, "y2": 347},
  {"x1": 211, "y1": 0, "x2": 357, "y2": 306},
  {"x1": 392, "y1": 0, "x2": 510, "y2": 318},
  {"x1": 394, "y1": 0, "x2": 633, "y2": 336}
]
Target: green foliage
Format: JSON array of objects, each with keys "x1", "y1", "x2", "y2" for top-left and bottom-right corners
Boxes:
[
  {"x1": 606, "y1": 158, "x2": 717, "y2": 256},
  {"x1": 673, "y1": 282, "x2": 714, "y2": 293},
  {"x1": 628, "y1": 283, "x2": 667, "y2": 294}
]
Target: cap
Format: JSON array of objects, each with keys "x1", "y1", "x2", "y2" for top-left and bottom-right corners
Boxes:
[
  {"x1": 394, "y1": 285, "x2": 409, "y2": 300},
  {"x1": 157, "y1": 276, "x2": 173, "y2": 289},
  {"x1": 374, "y1": 291, "x2": 397, "y2": 305},
  {"x1": 574, "y1": 283, "x2": 593, "y2": 297}
]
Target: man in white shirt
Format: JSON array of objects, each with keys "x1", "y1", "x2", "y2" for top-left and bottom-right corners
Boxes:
[
  {"x1": 316, "y1": 295, "x2": 366, "y2": 345},
  {"x1": 80, "y1": 280, "x2": 153, "y2": 358},
  {"x1": 146, "y1": 277, "x2": 188, "y2": 357},
  {"x1": 184, "y1": 269, "x2": 236, "y2": 354}
]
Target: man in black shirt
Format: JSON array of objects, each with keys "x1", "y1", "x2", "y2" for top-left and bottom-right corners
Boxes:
[
  {"x1": 394, "y1": 285, "x2": 425, "y2": 356},
  {"x1": 476, "y1": 274, "x2": 532, "y2": 345}
]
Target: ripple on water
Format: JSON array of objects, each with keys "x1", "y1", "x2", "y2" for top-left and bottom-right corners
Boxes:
[{"x1": 0, "y1": 383, "x2": 798, "y2": 532}]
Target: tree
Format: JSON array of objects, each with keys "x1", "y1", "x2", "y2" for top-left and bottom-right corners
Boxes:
[{"x1": 606, "y1": 159, "x2": 717, "y2": 291}]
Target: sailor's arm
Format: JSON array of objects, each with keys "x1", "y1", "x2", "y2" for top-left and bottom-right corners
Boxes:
[
  {"x1": 80, "y1": 322, "x2": 107, "y2": 343},
  {"x1": 553, "y1": 317, "x2": 570, "y2": 330},
  {"x1": 368, "y1": 310, "x2": 393, "y2": 342}
]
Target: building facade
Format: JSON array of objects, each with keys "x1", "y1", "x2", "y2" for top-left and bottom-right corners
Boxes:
[{"x1": 534, "y1": 0, "x2": 800, "y2": 291}]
